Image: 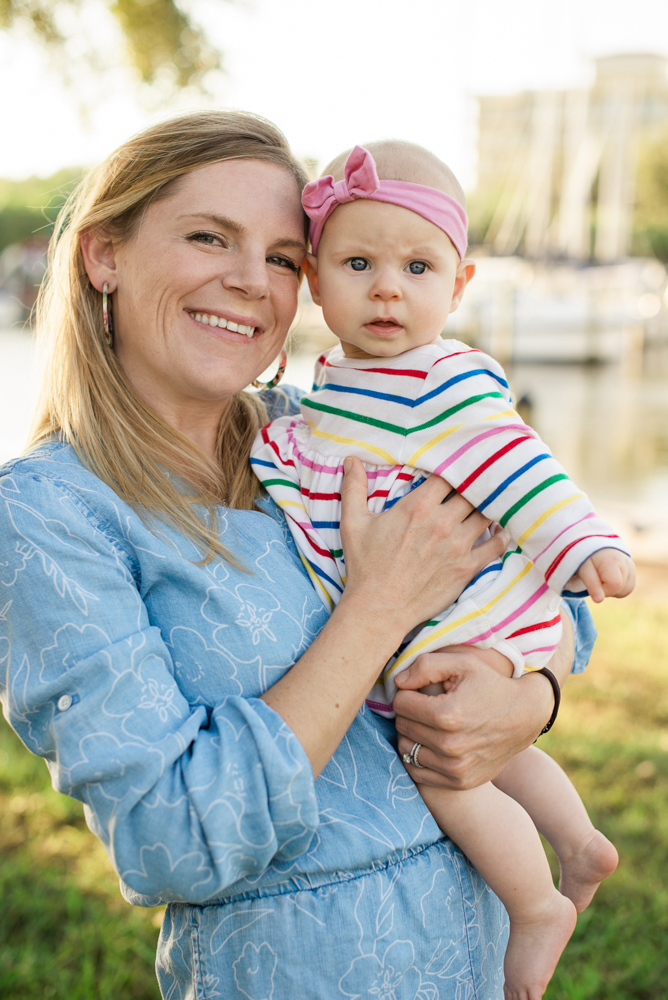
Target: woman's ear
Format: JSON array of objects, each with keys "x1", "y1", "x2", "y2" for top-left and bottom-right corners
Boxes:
[
  {"x1": 302, "y1": 252, "x2": 321, "y2": 305},
  {"x1": 80, "y1": 229, "x2": 118, "y2": 293},
  {"x1": 449, "y1": 258, "x2": 476, "y2": 314}
]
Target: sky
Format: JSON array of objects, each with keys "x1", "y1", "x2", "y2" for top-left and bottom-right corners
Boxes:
[{"x1": 2, "y1": 0, "x2": 668, "y2": 187}]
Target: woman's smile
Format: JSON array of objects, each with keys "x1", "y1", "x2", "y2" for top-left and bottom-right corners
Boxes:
[{"x1": 186, "y1": 309, "x2": 260, "y2": 338}]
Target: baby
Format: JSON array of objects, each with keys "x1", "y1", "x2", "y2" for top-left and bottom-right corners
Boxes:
[{"x1": 251, "y1": 142, "x2": 634, "y2": 1000}]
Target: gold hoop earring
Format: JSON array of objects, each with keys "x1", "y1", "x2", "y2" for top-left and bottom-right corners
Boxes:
[
  {"x1": 252, "y1": 348, "x2": 287, "y2": 389},
  {"x1": 102, "y1": 282, "x2": 114, "y2": 348}
]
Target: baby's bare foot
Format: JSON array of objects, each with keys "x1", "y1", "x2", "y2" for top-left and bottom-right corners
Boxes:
[
  {"x1": 558, "y1": 829, "x2": 618, "y2": 913},
  {"x1": 503, "y1": 891, "x2": 577, "y2": 1000}
]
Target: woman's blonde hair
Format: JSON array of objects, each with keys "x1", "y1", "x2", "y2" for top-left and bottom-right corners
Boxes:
[{"x1": 29, "y1": 109, "x2": 309, "y2": 562}]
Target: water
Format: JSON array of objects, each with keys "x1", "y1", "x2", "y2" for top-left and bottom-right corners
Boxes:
[
  {"x1": 0, "y1": 328, "x2": 41, "y2": 464},
  {"x1": 507, "y1": 356, "x2": 668, "y2": 514},
  {"x1": 2, "y1": 327, "x2": 667, "y2": 555}
]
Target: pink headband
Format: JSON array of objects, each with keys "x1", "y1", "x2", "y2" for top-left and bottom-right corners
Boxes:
[{"x1": 302, "y1": 145, "x2": 468, "y2": 258}]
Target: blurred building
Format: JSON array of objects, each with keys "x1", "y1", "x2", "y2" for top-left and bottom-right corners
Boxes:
[{"x1": 476, "y1": 53, "x2": 668, "y2": 261}]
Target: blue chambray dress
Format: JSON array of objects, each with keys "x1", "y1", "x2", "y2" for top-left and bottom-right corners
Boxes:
[{"x1": 0, "y1": 387, "x2": 596, "y2": 1000}]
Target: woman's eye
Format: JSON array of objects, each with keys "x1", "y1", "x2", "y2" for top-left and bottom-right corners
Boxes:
[
  {"x1": 267, "y1": 255, "x2": 299, "y2": 272},
  {"x1": 187, "y1": 232, "x2": 222, "y2": 247},
  {"x1": 349, "y1": 258, "x2": 369, "y2": 271},
  {"x1": 408, "y1": 261, "x2": 428, "y2": 274}
]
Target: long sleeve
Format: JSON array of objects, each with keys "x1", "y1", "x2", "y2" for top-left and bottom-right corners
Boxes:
[
  {"x1": 0, "y1": 465, "x2": 320, "y2": 904},
  {"x1": 401, "y1": 344, "x2": 629, "y2": 593}
]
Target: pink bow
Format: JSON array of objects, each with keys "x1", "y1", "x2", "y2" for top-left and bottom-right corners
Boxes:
[
  {"x1": 302, "y1": 145, "x2": 469, "y2": 258},
  {"x1": 302, "y1": 145, "x2": 380, "y2": 239}
]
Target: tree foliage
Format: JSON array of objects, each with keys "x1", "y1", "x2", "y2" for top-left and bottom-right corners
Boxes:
[
  {"x1": 0, "y1": 169, "x2": 81, "y2": 255},
  {"x1": 634, "y1": 127, "x2": 668, "y2": 262},
  {"x1": 0, "y1": 0, "x2": 221, "y2": 90}
]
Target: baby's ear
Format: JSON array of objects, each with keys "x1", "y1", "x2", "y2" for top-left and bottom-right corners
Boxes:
[
  {"x1": 302, "y1": 252, "x2": 321, "y2": 304},
  {"x1": 449, "y1": 257, "x2": 476, "y2": 314}
]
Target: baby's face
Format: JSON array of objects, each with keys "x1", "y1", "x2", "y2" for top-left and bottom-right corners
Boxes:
[{"x1": 306, "y1": 199, "x2": 474, "y2": 360}]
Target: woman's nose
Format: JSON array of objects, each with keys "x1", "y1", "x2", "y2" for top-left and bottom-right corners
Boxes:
[{"x1": 222, "y1": 253, "x2": 269, "y2": 299}]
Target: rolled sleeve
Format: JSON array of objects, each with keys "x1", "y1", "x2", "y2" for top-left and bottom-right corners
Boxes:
[
  {"x1": 1, "y1": 470, "x2": 319, "y2": 904},
  {"x1": 88, "y1": 693, "x2": 318, "y2": 903}
]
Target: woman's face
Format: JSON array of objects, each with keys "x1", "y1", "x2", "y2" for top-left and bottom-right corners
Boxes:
[{"x1": 102, "y1": 160, "x2": 306, "y2": 424}]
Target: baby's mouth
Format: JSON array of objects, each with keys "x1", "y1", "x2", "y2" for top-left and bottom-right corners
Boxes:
[{"x1": 365, "y1": 319, "x2": 403, "y2": 334}]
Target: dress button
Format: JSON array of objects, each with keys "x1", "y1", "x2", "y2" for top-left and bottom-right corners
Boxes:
[{"x1": 57, "y1": 694, "x2": 73, "y2": 712}]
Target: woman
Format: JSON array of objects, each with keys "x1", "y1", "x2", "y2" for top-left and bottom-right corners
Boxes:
[{"x1": 0, "y1": 111, "x2": 594, "y2": 999}]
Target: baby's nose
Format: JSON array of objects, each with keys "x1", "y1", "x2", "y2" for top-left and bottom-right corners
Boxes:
[{"x1": 371, "y1": 268, "x2": 402, "y2": 298}]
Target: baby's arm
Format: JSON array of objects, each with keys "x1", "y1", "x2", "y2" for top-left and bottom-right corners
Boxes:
[
  {"x1": 412, "y1": 344, "x2": 632, "y2": 595},
  {"x1": 568, "y1": 548, "x2": 636, "y2": 603}
]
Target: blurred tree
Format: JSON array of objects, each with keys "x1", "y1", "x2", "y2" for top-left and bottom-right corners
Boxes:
[
  {"x1": 465, "y1": 184, "x2": 504, "y2": 248},
  {"x1": 0, "y1": 0, "x2": 221, "y2": 90},
  {"x1": 0, "y1": 169, "x2": 80, "y2": 254},
  {"x1": 634, "y1": 127, "x2": 668, "y2": 261}
]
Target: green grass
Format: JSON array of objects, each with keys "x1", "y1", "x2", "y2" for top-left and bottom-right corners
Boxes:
[
  {"x1": 1, "y1": 567, "x2": 667, "y2": 998},
  {"x1": 0, "y1": 724, "x2": 162, "y2": 999},
  {"x1": 544, "y1": 569, "x2": 668, "y2": 999}
]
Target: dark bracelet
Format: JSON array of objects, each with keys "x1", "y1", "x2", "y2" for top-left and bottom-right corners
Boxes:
[{"x1": 534, "y1": 666, "x2": 561, "y2": 738}]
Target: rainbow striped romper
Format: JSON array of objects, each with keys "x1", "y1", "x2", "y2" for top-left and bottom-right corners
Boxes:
[{"x1": 251, "y1": 340, "x2": 627, "y2": 716}]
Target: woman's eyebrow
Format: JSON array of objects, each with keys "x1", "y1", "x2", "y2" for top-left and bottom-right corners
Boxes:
[
  {"x1": 177, "y1": 212, "x2": 244, "y2": 233},
  {"x1": 274, "y1": 237, "x2": 307, "y2": 254},
  {"x1": 176, "y1": 213, "x2": 306, "y2": 255}
]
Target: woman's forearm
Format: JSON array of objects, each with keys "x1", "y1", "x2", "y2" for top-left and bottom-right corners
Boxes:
[{"x1": 261, "y1": 593, "x2": 406, "y2": 776}]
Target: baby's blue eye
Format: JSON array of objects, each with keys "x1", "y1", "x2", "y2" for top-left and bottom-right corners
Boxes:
[
  {"x1": 349, "y1": 258, "x2": 369, "y2": 271},
  {"x1": 408, "y1": 261, "x2": 427, "y2": 274}
]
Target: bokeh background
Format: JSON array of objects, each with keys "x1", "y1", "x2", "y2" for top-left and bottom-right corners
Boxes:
[{"x1": 1, "y1": 1, "x2": 667, "y2": 996}]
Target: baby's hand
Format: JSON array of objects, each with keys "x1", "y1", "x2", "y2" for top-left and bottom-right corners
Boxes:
[{"x1": 569, "y1": 549, "x2": 636, "y2": 603}]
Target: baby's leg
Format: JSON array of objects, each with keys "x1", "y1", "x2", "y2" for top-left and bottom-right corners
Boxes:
[
  {"x1": 420, "y1": 783, "x2": 576, "y2": 1000},
  {"x1": 493, "y1": 746, "x2": 618, "y2": 912}
]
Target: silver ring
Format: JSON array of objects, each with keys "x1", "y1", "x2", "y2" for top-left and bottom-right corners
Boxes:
[{"x1": 402, "y1": 742, "x2": 425, "y2": 769}]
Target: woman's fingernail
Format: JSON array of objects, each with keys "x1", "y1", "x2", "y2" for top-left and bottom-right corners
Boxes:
[
  {"x1": 395, "y1": 669, "x2": 408, "y2": 684},
  {"x1": 343, "y1": 457, "x2": 352, "y2": 474}
]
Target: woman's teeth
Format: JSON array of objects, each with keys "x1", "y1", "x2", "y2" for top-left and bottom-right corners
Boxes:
[{"x1": 190, "y1": 312, "x2": 255, "y2": 337}]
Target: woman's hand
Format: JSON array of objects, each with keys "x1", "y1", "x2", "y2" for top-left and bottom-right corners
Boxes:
[
  {"x1": 337, "y1": 457, "x2": 510, "y2": 645},
  {"x1": 263, "y1": 458, "x2": 510, "y2": 777},
  {"x1": 393, "y1": 611, "x2": 574, "y2": 790}
]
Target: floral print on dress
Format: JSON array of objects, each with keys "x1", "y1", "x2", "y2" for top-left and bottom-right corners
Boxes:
[
  {"x1": 339, "y1": 939, "x2": 423, "y2": 999},
  {"x1": 233, "y1": 941, "x2": 278, "y2": 999},
  {"x1": 138, "y1": 677, "x2": 181, "y2": 724},
  {"x1": 235, "y1": 590, "x2": 278, "y2": 646}
]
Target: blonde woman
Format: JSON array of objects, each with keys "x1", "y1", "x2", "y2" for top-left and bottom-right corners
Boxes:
[{"x1": 0, "y1": 111, "x2": 594, "y2": 999}]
